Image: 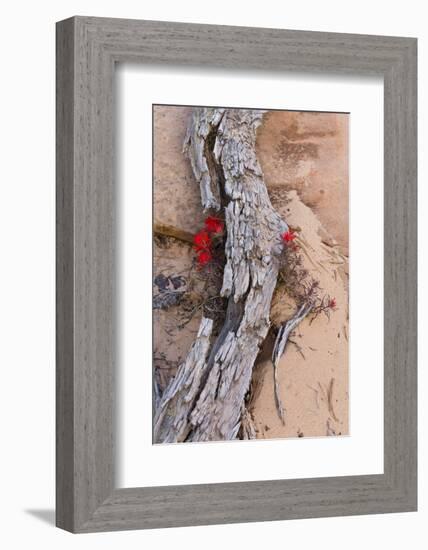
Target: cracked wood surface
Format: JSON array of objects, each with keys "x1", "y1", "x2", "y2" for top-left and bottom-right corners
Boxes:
[
  {"x1": 154, "y1": 317, "x2": 214, "y2": 443},
  {"x1": 155, "y1": 107, "x2": 296, "y2": 442}
]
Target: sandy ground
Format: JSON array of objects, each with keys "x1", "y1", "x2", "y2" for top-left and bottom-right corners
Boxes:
[
  {"x1": 153, "y1": 105, "x2": 349, "y2": 439},
  {"x1": 153, "y1": 237, "x2": 203, "y2": 391},
  {"x1": 153, "y1": 106, "x2": 205, "y2": 236},
  {"x1": 250, "y1": 191, "x2": 349, "y2": 438},
  {"x1": 258, "y1": 110, "x2": 349, "y2": 256}
]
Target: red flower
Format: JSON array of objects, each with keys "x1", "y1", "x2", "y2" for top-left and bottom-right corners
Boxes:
[
  {"x1": 193, "y1": 230, "x2": 211, "y2": 252},
  {"x1": 329, "y1": 298, "x2": 337, "y2": 309},
  {"x1": 204, "y1": 216, "x2": 224, "y2": 234},
  {"x1": 282, "y1": 230, "x2": 297, "y2": 243},
  {"x1": 197, "y1": 250, "x2": 212, "y2": 266}
]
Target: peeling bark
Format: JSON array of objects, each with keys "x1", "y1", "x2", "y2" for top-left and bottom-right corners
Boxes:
[
  {"x1": 153, "y1": 317, "x2": 214, "y2": 443},
  {"x1": 154, "y1": 108, "x2": 291, "y2": 443}
]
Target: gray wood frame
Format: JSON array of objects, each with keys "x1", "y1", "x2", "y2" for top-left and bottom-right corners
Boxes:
[{"x1": 56, "y1": 16, "x2": 417, "y2": 533}]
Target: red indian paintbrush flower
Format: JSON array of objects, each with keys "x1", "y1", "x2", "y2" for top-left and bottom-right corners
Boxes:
[
  {"x1": 193, "y1": 230, "x2": 212, "y2": 252},
  {"x1": 282, "y1": 229, "x2": 297, "y2": 243},
  {"x1": 193, "y1": 217, "x2": 224, "y2": 267},
  {"x1": 329, "y1": 298, "x2": 337, "y2": 309},
  {"x1": 204, "y1": 216, "x2": 224, "y2": 234},
  {"x1": 197, "y1": 249, "x2": 212, "y2": 266}
]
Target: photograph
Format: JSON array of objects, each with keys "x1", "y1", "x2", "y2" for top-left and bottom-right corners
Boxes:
[
  {"x1": 152, "y1": 105, "x2": 349, "y2": 444},
  {"x1": 0, "y1": 1, "x2": 420, "y2": 543}
]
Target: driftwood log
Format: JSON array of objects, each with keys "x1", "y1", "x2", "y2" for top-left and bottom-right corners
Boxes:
[{"x1": 154, "y1": 107, "x2": 309, "y2": 443}]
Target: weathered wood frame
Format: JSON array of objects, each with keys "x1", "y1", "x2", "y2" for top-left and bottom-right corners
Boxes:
[{"x1": 56, "y1": 16, "x2": 417, "y2": 533}]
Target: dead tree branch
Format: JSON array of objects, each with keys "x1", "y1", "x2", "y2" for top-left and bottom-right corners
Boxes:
[
  {"x1": 153, "y1": 317, "x2": 214, "y2": 443},
  {"x1": 271, "y1": 302, "x2": 313, "y2": 423},
  {"x1": 154, "y1": 108, "x2": 289, "y2": 442}
]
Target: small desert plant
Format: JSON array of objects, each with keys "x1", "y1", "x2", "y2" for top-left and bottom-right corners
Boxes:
[{"x1": 278, "y1": 229, "x2": 336, "y2": 322}]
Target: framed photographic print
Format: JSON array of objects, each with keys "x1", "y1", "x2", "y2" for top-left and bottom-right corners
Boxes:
[{"x1": 56, "y1": 16, "x2": 417, "y2": 532}]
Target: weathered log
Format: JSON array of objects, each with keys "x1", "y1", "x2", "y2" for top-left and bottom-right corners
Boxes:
[
  {"x1": 154, "y1": 107, "x2": 290, "y2": 443},
  {"x1": 183, "y1": 108, "x2": 225, "y2": 211},
  {"x1": 153, "y1": 317, "x2": 214, "y2": 443}
]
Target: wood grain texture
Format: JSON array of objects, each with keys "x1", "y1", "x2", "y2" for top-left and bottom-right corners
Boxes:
[
  {"x1": 56, "y1": 16, "x2": 417, "y2": 532},
  {"x1": 56, "y1": 17, "x2": 75, "y2": 532},
  {"x1": 155, "y1": 107, "x2": 299, "y2": 443}
]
